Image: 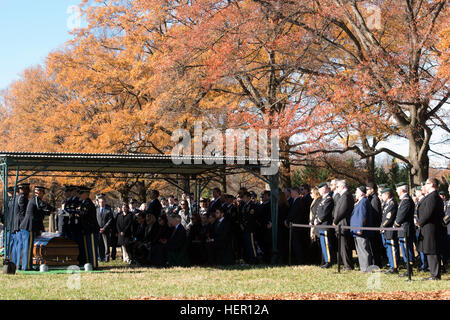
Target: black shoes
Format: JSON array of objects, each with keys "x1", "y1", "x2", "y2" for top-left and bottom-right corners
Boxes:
[
  {"x1": 398, "y1": 271, "x2": 412, "y2": 277},
  {"x1": 422, "y1": 276, "x2": 441, "y2": 281},
  {"x1": 384, "y1": 268, "x2": 398, "y2": 274},
  {"x1": 320, "y1": 263, "x2": 332, "y2": 269}
]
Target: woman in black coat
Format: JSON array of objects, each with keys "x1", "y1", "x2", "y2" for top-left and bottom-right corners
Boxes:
[{"x1": 116, "y1": 203, "x2": 134, "y2": 263}]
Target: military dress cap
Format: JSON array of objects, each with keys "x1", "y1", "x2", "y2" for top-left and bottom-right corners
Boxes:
[
  {"x1": 7, "y1": 186, "x2": 15, "y2": 192},
  {"x1": 17, "y1": 183, "x2": 30, "y2": 188},
  {"x1": 78, "y1": 186, "x2": 92, "y2": 193},
  {"x1": 129, "y1": 198, "x2": 138, "y2": 204},
  {"x1": 34, "y1": 186, "x2": 47, "y2": 191},
  {"x1": 395, "y1": 182, "x2": 408, "y2": 188},
  {"x1": 249, "y1": 191, "x2": 257, "y2": 198},
  {"x1": 381, "y1": 187, "x2": 392, "y2": 194},
  {"x1": 317, "y1": 182, "x2": 328, "y2": 189},
  {"x1": 96, "y1": 193, "x2": 105, "y2": 199},
  {"x1": 439, "y1": 191, "x2": 446, "y2": 196},
  {"x1": 378, "y1": 184, "x2": 387, "y2": 189}
]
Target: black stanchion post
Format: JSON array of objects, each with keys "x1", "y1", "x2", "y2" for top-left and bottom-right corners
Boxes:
[
  {"x1": 404, "y1": 226, "x2": 412, "y2": 281},
  {"x1": 337, "y1": 225, "x2": 341, "y2": 273},
  {"x1": 289, "y1": 223, "x2": 292, "y2": 266}
]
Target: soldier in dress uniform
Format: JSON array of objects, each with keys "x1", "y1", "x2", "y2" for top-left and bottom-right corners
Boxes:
[
  {"x1": 19, "y1": 186, "x2": 54, "y2": 270},
  {"x1": 367, "y1": 183, "x2": 384, "y2": 267},
  {"x1": 315, "y1": 182, "x2": 334, "y2": 268},
  {"x1": 57, "y1": 185, "x2": 74, "y2": 238},
  {"x1": 394, "y1": 182, "x2": 416, "y2": 277},
  {"x1": 78, "y1": 187, "x2": 100, "y2": 269},
  {"x1": 12, "y1": 183, "x2": 31, "y2": 268},
  {"x1": 380, "y1": 187, "x2": 400, "y2": 274},
  {"x1": 240, "y1": 191, "x2": 260, "y2": 264},
  {"x1": 3, "y1": 187, "x2": 16, "y2": 264},
  {"x1": 65, "y1": 186, "x2": 83, "y2": 264}
]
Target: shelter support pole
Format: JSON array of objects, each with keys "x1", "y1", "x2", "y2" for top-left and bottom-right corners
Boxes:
[{"x1": 269, "y1": 172, "x2": 279, "y2": 265}]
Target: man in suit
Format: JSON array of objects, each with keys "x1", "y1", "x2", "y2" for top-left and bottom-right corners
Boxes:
[
  {"x1": 19, "y1": 186, "x2": 54, "y2": 270},
  {"x1": 394, "y1": 182, "x2": 416, "y2": 277},
  {"x1": 417, "y1": 178, "x2": 444, "y2": 280},
  {"x1": 12, "y1": 183, "x2": 30, "y2": 268},
  {"x1": 380, "y1": 187, "x2": 400, "y2": 274},
  {"x1": 207, "y1": 187, "x2": 223, "y2": 216},
  {"x1": 367, "y1": 182, "x2": 384, "y2": 267},
  {"x1": 286, "y1": 187, "x2": 309, "y2": 265},
  {"x1": 145, "y1": 190, "x2": 162, "y2": 218},
  {"x1": 333, "y1": 180, "x2": 354, "y2": 270},
  {"x1": 96, "y1": 194, "x2": 114, "y2": 262},
  {"x1": 167, "y1": 213, "x2": 189, "y2": 267},
  {"x1": 315, "y1": 182, "x2": 334, "y2": 268},
  {"x1": 213, "y1": 207, "x2": 234, "y2": 265}
]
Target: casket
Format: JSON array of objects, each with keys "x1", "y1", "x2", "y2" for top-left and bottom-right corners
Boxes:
[{"x1": 33, "y1": 232, "x2": 79, "y2": 266}]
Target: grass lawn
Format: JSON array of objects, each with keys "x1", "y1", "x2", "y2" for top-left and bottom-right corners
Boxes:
[{"x1": 1, "y1": 258, "x2": 449, "y2": 300}]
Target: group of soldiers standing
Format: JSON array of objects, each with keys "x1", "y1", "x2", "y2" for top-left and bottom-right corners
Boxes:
[{"x1": 3, "y1": 184, "x2": 99, "y2": 270}]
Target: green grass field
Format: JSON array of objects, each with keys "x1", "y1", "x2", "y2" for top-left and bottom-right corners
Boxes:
[{"x1": 1, "y1": 258, "x2": 449, "y2": 300}]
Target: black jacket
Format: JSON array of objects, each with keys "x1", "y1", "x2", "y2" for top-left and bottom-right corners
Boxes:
[
  {"x1": 116, "y1": 212, "x2": 134, "y2": 246},
  {"x1": 287, "y1": 197, "x2": 309, "y2": 225},
  {"x1": 333, "y1": 190, "x2": 354, "y2": 232},
  {"x1": 167, "y1": 224, "x2": 187, "y2": 251},
  {"x1": 368, "y1": 194, "x2": 382, "y2": 227},
  {"x1": 79, "y1": 198, "x2": 99, "y2": 235},
  {"x1": 316, "y1": 193, "x2": 334, "y2": 226},
  {"x1": 394, "y1": 194, "x2": 415, "y2": 238},
  {"x1": 20, "y1": 195, "x2": 53, "y2": 234},
  {"x1": 145, "y1": 199, "x2": 162, "y2": 218},
  {"x1": 417, "y1": 190, "x2": 444, "y2": 254},
  {"x1": 13, "y1": 193, "x2": 29, "y2": 232}
]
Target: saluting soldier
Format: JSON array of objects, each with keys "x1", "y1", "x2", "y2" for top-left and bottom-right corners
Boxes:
[
  {"x1": 19, "y1": 186, "x2": 54, "y2": 271},
  {"x1": 315, "y1": 182, "x2": 334, "y2": 268},
  {"x1": 394, "y1": 182, "x2": 416, "y2": 277},
  {"x1": 78, "y1": 187, "x2": 100, "y2": 269},
  {"x1": 380, "y1": 188, "x2": 400, "y2": 274},
  {"x1": 416, "y1": 178, "x2": 444, "y2": 280},
  {"x1": 240, "y1": 191, "x2": 260, "y2": 264}
]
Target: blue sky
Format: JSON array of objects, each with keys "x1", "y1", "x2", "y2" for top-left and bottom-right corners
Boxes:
[{"x1": 0, "y1": 0, "x2": 82, "y2": 90}]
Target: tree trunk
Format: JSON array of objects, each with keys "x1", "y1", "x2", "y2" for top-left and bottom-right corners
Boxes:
[
  {"x1": 135, "y1": 180, "x2": 147, "y2": 204},
  {"x1": 366, "y1": 155, "x2": 376, "y2": 184},
  {"x1": 279, "y1": 137, "x2": 291, "y2": 188},
  {"x1": 408, "y1": 127, "x2": 430, "y2": 186}
]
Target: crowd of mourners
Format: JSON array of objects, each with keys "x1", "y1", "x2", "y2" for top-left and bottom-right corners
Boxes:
[
  {"x1": 2, "y1": 177, "x2": 449, "y2": 280},
  {"x1": 89, "y1": 178, "x2": 449, "y2": 280}
]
